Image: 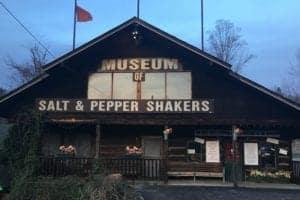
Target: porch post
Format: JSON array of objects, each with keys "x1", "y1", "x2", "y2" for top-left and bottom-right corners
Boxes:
[
  {"x1": 163, "y1": 126, "x2": 170, "y2": 183},
  {"x1": 95, "y1": 123, "x2": 101, "y2": 159},
  {"x1": 232, "y1": 125, "x2": 238, "y2": 187}
]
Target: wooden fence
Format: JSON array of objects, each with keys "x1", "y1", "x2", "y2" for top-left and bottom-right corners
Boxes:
[{"x1": 40, "y1": 157, "x2": 164, "y2": 180}]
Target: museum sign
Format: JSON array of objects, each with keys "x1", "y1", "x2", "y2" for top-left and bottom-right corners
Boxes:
[{"x1": 36, "y1": 99, "x2": 214, "y2": 113}]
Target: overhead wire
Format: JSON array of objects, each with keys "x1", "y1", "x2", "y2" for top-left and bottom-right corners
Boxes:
[
  {"x1": 0, "y1": 2, "x2": 55, "y2": 58},
  {"x1": 0, "y1": 2, "x2": 109, "y2": 97}
]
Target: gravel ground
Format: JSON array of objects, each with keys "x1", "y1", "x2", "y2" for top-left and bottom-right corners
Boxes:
[{"x1": 137, "y1": 186, "x2": 300, "y2": 200}]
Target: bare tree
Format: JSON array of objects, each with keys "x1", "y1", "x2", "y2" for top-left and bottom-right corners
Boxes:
[
  {"x1": 207, "y1": 20, "x2": 255, "y2": 72},
  {"x1": 285, "y1": 50, "x2": 300, "y2": 103},
  {"x1": 4, "y1": 44, "x2": 48, "y2": 85},
  {"x1": 290, "y1": 49, "x2": 300, "y2": 91},
  {"x1": 276, "y1": 49, "x2": 300, "y2": 103}
]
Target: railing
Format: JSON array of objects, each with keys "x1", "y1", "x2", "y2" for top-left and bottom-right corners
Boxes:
[
  {"x1": 40, "y1": 156, "x2": 164, "y2": 180},
  {"x1": 102, "y1": 157, "x2": 164, "y2": 180},
  {"x1": 40, "y1": 156, "x2": 94, "y2": 177}
]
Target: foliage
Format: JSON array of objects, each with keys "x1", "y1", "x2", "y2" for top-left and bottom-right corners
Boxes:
[
  {"x1": 278, "y1": 49, "x2": 300, "y2": 103},
  {"x1": 4, "y1": 44, "x2": 48, "y2": 85},
  {"x1": 0, "y1": 109, "x2": 43, "y2": 195},
  {"x1": 2, "y1": 109, "x2": 43, "y2": 178},
  {"x1": 275, "y1": 51, "x2": 300, "y2": 103},
  {"x1": 9, "y1": 176, "x2": 85, "y2": 200},
  {"x1": 207, "y1": 19, "x2": 255, "y2": 72},
  {"x1": 0, "y1": 118, "x2": 11, "y2": 191},
  {"x1": 2, "y1": 111, "x2": 139, "y2": 199},
  {"x1": 91, "y1": 159, "x2": 106, "y2": 175},
  {"x1": 0, "y1": 118, "x2": 10, "y2": 148},
  {"x1": 246, "y1": 169, "x2": 291, "y2": 183},
  {"x1": 8, "y1": 175, "x2": 138, "y2": 200}
]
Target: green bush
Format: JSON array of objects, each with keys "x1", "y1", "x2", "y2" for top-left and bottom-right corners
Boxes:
[
  {"x1": 2, "y1": 110, "x2": 140, "y2": 199},
  {"x1": 9, "y1": 176, "x2": 86, "y2": 200},
  {"x1": 9, "y1": 175, "x2": 138, "y2": 200},
  {"x1": 246, "y1": 170, "x2": 291, "y2": 183}
]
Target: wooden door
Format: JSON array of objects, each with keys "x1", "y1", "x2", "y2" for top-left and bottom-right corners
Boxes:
[{"x1": 142, "y1": 137, "x2": 162, "y2": 178}]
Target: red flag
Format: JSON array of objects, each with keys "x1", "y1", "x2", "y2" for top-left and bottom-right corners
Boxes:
[{"x1": 76, "y1": 5, "x2": 92, "y2": 22}]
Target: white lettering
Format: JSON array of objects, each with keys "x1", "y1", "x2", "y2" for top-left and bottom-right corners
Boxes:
[
  {"x1": 183, "y1": 101, "x2": 190, "y2": 111},
  {"x1": 129, "y1": 59, "x2": 139, "y2": 70},
  {"x1": 38, "y1": 100, "x2": 46, "y2": 111},
  {"x1": 201, "y1": 100, "x2": 210, "y2": 112},
  {"x1": 174, "y1": 101, "x2": 182, "y2": 111},
  {"x1": 131, "y1": 101, "x2": 139, "y2": 111},
  {"x1": 61, "y1": 100, "x2": 70, "y2": 111},
  {"x1": 47, "y1": 101, "x2": 55, "y2": 111},
  {"x1": 192, "y1": 101, "x2": 200, "y2": 112},
  {"x1": 106, "y1": 101, "x2": 114, "y2": 111},
  {"x1": 165, "y1": 101, "x2": 173, "y2": 111},
  {"x1": 101, "y1": 60, "x2": 116, "y2": 71},
  {"x1": 156, "y1": 101, "x2": 164, "y2": 111},
  {"x1": 100, "y1": 58, "x2": 180, "y2": 71},
  {"x1": 114, "y1": 101, "x2": 122, "y2": 111},
  {"x1": 123, "y1": 101, "x2": 130, "y2": 111},
  {"x1": 163, "y1": 59, "x2": 178, "y2": 70},
  {"x1": 90, "y1": 101, "x2": 98, "y2": 111},
  {"x1": 141, "y1": 58, "x2": 150, "y2": 70},
  {"x1": 99, "y1": 101, "x2": 105, "y2": 111},
  {"x1": 146, "y1": 101, "x2": 154, "y2": 111}
]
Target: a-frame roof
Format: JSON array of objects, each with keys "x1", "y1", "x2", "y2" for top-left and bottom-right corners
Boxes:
[{"x1": 0, "y1": 17, "x2": 299, "y2": 113}]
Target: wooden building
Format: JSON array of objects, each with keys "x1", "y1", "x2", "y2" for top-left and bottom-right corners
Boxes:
[{"x1": 0, "y1": 17, "x2": 300, "y2": 181}]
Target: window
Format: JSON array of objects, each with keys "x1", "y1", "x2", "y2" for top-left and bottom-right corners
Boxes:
[
  {"x1": 87, "y1": 72, "x2": 192, "y2": 100},
  {"x1": 113, "y1": 73, "x2": 136, "y2": 99},
  {"x1": 87, "y1": 73, "x2": 112, "y2": 99},
  {"x1": 166, "y1": 72, "x2": 191, "y2": 99},
  {"x1": 141, "y1": 73, "x2": 165, "y2": 99}
]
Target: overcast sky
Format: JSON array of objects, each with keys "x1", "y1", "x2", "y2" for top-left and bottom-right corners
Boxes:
[{"x1": 0, "y1": 0, "x2": 299, "y2": 90}]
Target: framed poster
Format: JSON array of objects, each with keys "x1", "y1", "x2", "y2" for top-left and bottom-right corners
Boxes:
[
  {"x1": 244, "y1": 143, "x2": 258, "y2": 166},
  {"x1": 206, "y1": 140, "x2": 220, "y2": 163}
]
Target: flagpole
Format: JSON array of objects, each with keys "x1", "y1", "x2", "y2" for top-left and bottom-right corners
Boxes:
[
  {"x1": 201, "y1": 0, "x2": 204, "y2": 51},
  {"x1": 137, "y1": 0, "x2": 140, "y2": 19},
  {"x1": 72, "y1": 0, "x2": 77, "y2": 50}
]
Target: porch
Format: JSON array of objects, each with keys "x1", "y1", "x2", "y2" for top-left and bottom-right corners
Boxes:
[
  {"x1": 39, "y1": 156, "x2": 300, "y2": 185},
  {"x1": 39, "y1": 156, "x2": 227, "y2": 181},
  {"x1": 40, "y1": 123, "x2": 300, "y2": 183}
]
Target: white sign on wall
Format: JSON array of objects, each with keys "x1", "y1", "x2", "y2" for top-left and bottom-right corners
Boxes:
[
  {"x1": 244, "y1": 143, "x2": 259, "y2": 166},
  {"x1": 266, "y1": 138, "x2": 279, "y2": 145},
  {"x1": 206, "y1": 140, "x2": 220, "y2": 163},
  {"x1": 194, "y1": 137, "x2": 205, "y2": 144}
]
